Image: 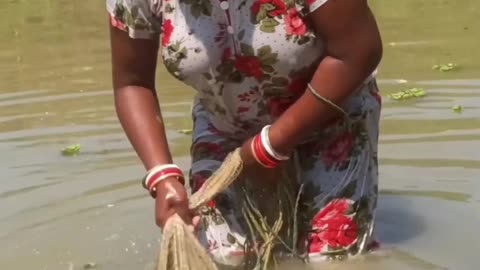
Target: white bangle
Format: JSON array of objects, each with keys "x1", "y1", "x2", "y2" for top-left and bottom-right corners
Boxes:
[
  {"x1": 142, "y1": 164, "x2": 182, "y2": 189},
  {"x1": 260, "y1": 125, "x2": 290, "y2": 161}
]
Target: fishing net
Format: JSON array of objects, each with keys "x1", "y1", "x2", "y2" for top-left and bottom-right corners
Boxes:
[{"x1": 156, "y1": 148, "x2": 305, "y2": 270}]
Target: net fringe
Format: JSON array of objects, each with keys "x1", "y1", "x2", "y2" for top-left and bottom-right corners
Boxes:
[{"x1": 157, "y1": 148, "x2": 244, "y2": 270}]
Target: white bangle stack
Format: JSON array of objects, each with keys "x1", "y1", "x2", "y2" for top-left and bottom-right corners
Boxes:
[
  {"x1": 260, "y1": 125, "x2": 290, "y2": 161},
  {"x1": 142, "y1": 164, "x2": 184, "y2": 197}
]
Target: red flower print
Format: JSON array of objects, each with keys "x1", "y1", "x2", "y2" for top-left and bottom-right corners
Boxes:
[
  {"x1": 237, "y1": 106, "x2": 250, "y2": 114},
  {"x1": 306, "y1": 0, "x2": 315, "y2": 6},
  {"x1": 110, "y1": 15, "x2": 126, "y2": 31},
  {"x1": 309, "y1": 199, "x2": 358, "y2": 251},
  {"x1": 234, "y1": 56, "x2": 264, "y2": 80},
  {"x1": 215, "y1": 24, "x2": 228, "y2": 44},
  {"x1": 193, "y1": 142, "x2": 222, "y2": 154},
  {"x1": 162, "y1": 19, "x2": 174, "y2": 47},
  {"x1": 370, "y1": 90, "x2": 382, "y2": 106},
  {"x1": 207, "y1": 124, "x2": 221, "y2": 136},
  {"x1": 207, "y1": 199, "x2": 216, "y2": 209},
  {"x1": 192, "y1": 141, "x2": 225, "y2": 161},
  {"x1": 309, "y1": 235, "x2": 326, "y2": 253},
  {"x1": 312, "y1": 199, "x2": 350, "y2": 225},
  {"x1": 249, "y1": 87, "x2": 259, "y2": 95},
  {"x1": 285, "y1": 8, "x2": 307, "y2": 36},
  {"x1": 287, "y1": 77, "x2": 308, "y2": 97},
  {"x1": 195, "y1": 142, "x2": 221, "y2": 153},
  {"x1": 322, "y1": 131, "x2": 354, "y2": 167},
  {"x1": 316, "y1": 215, "x2": 358, "y2": 249},
  {"x1": 237, "y1": 93, "x2": 251, "y2": 102},
  {"x1": 267, "y1": 98, "x2": 293, "y2": 118},
  {"x1": 251, "y1": 0, "x2": 287, "y2": 17},
  {"x1": 222, "y1": 47, "x2": 232, "y2": 61}
]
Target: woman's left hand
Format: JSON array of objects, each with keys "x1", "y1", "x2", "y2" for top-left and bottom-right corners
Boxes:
[{"x1": 238, "y1": 137, "x2": 280, "y2": 186}]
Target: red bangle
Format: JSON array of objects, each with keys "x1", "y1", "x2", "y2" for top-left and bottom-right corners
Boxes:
[
  {"x1": 255, "y1": 135, "x2": 277, "y2": 168},
  {"x1": 149, "y1": 175, "x2": 184, "y2": 198},
  {"x1": 252, "y1": 134, "x2": 279, "y2": 168},
  {"x1": 256, "y1": 135, "x2": 279, "y2": 168},
  {"x1": 250, "y1": 137, "x2": 264, "y2": 167},
  {"x1": 147, "y1": 168, "x2": 184, "y2": 191}
]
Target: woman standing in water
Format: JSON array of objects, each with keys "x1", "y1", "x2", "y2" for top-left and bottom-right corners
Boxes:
[{"x1": 107, "y1": 0, "x2": 382, "y2": 266}]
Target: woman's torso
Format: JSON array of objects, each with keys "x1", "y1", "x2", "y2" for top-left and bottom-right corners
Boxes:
[
  {"x1": 108, "y1": 0, "x2": 376, "y2": 136},
  {"x1": 160, "y1": 0, "x2": 327, "y2": 130}
]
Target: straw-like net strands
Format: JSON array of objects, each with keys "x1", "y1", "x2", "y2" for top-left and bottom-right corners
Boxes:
[
  {"x1": 157, "y1": 148, "x2": 305, "y2": 270},
  {"x1": 157, "y1": 148, "x2": 243, "y2": 270}
]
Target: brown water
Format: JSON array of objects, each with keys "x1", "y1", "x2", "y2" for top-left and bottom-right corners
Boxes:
[{"x1": 0, "y1": 0, "x2": 479, "y2": 269}]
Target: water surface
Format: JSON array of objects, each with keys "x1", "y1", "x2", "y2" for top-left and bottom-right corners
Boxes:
[{"x1": 0, "y1": 0, "x2": 479, "y2": 269}]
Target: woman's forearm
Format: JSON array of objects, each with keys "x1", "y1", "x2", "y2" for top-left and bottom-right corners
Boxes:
[
  {"x1": 115, "y1": 85, "x2": 173, "y2": 170},
  {"x1": 269, "y1": 54, "x2": 379, "y2": 154}
]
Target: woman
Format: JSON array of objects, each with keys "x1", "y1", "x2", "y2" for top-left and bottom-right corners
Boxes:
[{"x1": 107, "y1": 0, "x2": 382, "y2": 267}]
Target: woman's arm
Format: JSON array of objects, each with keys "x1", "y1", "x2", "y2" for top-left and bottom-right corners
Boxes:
[
  {"x1": 109, "y1": 24, "x2": 173, "y2": 169},
  {"x1": 268, "y1": 0, "x2": 383, "y2": 154},
  {"x1": 110, "y1": 24, "x2": 194, "y2": 228}
]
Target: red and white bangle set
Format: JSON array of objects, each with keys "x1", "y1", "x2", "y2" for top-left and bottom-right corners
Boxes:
[
  {"x1": 251, "y1": 125, "x2": 290, "y2": 168},
  {"x1": 142, "y1": 164, "x2": 185, "y2": 197}
]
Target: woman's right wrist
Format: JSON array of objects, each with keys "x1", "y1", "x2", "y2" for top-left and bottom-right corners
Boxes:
[{"x1": 142, "y1": 164, "x2": 185, "y2": 198}]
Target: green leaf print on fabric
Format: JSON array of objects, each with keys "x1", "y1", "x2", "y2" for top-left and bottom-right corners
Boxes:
[
  {"x1": 164, "y1": 42, "x2": 188, "y2": 80},
  {"x1": 198, "y1": 97, "x2": 227, "y2": 116},
  {"x1": 165, "y1": 4, "x2": 175, "y2": 13},
  {"x1": 271, "y1": 77, "x2": 289, "y2": 86},
  {"x1": 260, "y1": 18, "x2": 280, "y2": 33},
  {"x1": 202, "y1": 72, "x2": 213, "y2": 81},
  {"x1": 240, "y1": 43, "x2": 256, "y2": 56},
  {"x1": 251, "y1": 0, "x2": 287, "y2": 33},
  {"x1": 113, "y1": 3, "x2": 150, "y2": 31},
  {"x1": 181, "y1": 0, "x2": 213, "y2": 19}
]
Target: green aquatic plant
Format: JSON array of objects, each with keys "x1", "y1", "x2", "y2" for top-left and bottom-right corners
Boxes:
[
  {"x1": 388, "y1": 88, "x2": 426, "y2": 101},
  {"x1": 452, "y1": 105, "x2": 463, "y2": 113},
  {"x1": 177, "y1": 129, "x2": 193, "y2": 135},
  {"x1": 432, "y1": 63, "x2": 458, "y2": 72},
  {"x1": 241, "y1": 162, "x2": 307, "y2": 270},
  {"x1": 61, "y1": 144, "x2": 81, "y2": 156}
]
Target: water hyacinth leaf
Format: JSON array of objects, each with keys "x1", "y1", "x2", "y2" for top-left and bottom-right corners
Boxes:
[
  {"x1": 62, "y1": 144, "x2": 81, "y2": 156},
  {"x1": 432, "y1": 63, "x2": 459, "y2": 72},
  {"x1": 177, "y1": 129, "x2": 193, "y2": 135},
  {"x1": 395, "y1": 79, "x2": 408, "y2": 84},
  {"x1": 388, "y1": 88, "x2": 426, "y2": 101},
  {"x1": 452, "y1": 105, "x2": 463, "y2": 113},
  {"x1": 83, "y1": 262, "x2": 97, "y2": 269}
]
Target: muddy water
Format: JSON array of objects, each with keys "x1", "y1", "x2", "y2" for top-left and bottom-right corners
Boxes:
[{"x1": 0, "y1": 0, "x2": 479, "y2": 269}]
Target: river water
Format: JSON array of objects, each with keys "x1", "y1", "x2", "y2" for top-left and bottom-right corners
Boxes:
[{"x1": 0, "y1": 0, "x2": 479, "y2": 269}]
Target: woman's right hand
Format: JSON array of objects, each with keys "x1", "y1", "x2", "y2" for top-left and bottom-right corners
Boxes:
[{"x1": 154, "y1": 177, "x2": 199, "y2": 231}]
